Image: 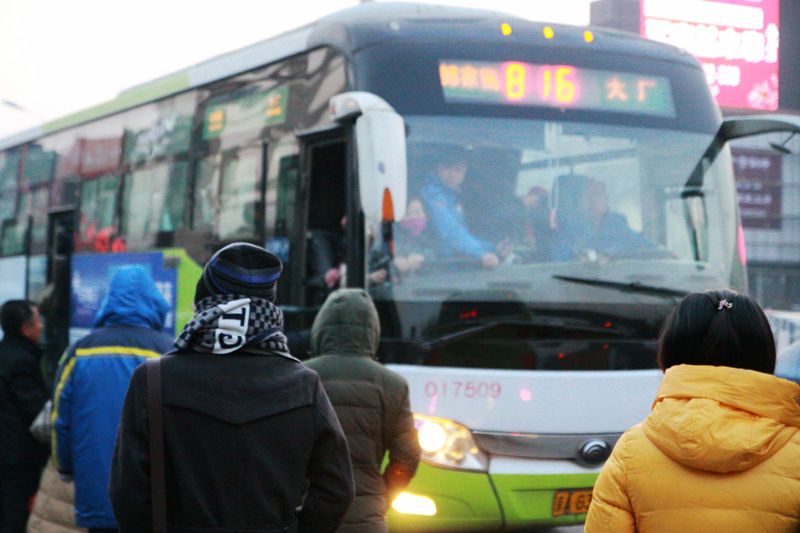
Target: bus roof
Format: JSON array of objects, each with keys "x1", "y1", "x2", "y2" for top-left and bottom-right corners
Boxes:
[{"x1": 1, "y1": 2, "x2": 696, "y2": 151}]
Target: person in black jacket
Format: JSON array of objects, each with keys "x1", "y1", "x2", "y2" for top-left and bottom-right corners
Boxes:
[
  {"x1": 109, "y1": 243, "x2": 354, "y2": 533},
  {"x1": 305, "y1": 289, "x2": 421, "y2": 533},
  {"x1": 0, "y1": 300, "x2": 49, "y2": 533}
]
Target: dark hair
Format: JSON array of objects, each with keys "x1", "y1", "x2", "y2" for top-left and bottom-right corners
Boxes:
[
  {"x1": 0, "y1": 300, "x2": 35, "y2": 337},
  {"x1": 657, "y1": 289, "x2": 775, "y2": 374},
  {"x1": 435, "y1": 145, "x2": 469, "y2": 167}
]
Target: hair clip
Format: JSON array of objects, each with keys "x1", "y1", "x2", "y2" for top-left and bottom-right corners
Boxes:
[{"x1": 717, "y1": 299, "x2": 732, "y2": 310}]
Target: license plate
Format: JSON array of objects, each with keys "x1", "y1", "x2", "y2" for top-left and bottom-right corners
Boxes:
[{"x1": 552, "y1": 489, "x2": 593, "y2": 516}]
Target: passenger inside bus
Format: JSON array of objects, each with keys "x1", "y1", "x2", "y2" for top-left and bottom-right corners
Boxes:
[
  {"x1": 451, "y1": 147, "x2": 558, "y2": 265},
  {"x1": 460, "y1": 147, "x2": 523, "y2": 245},
  {"x1": 549, "y1": 174, "x2": 657, "y2": 262},
  {"x1": 419, "y1": 147, "x2": 500, "y2": 269},
  {"x1": 369, "y1": 197, "x2": 438, "y2": 286},
  {"x1": 517, "y1": 186, "x2": 554, "y2": 261},
  {"x1": 307, "y1": 215, "x2": 346, "y2": 302},
  {"x1": 306, "y1": 142, "x2": 347, "y2": 306}
]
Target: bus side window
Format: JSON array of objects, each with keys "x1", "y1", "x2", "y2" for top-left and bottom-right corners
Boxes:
[
  {"x1": 265, "y1": 152, "x2": 299, "y2": 301},
  {"x1": 0, "y1": 150, "x2": 19, "y2": 218},
  {"x1": 17, "y1": 187, "x2": 50, "y2": 254},
  {"x1": 0, "y1": 149, "x2": 20, "y2": 256},
  {"x1": 0, "y1": 219, "x2": 23, "y2": 256},
  {"x1": 77, "y1": 173, "x2": 120, "y2": 252},
  {"x1": 218, "y1": 148, "x2": 262, "y2": 241},
  {"x1": 192, "y1": 154, "x2": 221, "y2": 233},
  {"x1": 21, "y1": 144, "x2": 55, "y2": 255},
  {"x1": 122, "y1": 161, "x2": 189, "y2": 247},
  {"x1": 161, "y1": 160, "x2": 190, "y2": 233},
  {"x1": 191, "y1": 148, "x2": 262, "y2": 243}
]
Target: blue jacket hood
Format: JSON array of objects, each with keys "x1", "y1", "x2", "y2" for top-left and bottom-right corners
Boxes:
[{"x1": 93, "y1": 265, "x2": 169, "y2": 330}]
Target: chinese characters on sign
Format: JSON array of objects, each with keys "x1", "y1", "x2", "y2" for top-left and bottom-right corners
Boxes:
[
  {"x1": 732, "y1": 147, "x2": 782, "y2": 229},
  {"x1": 203, "y1": 86, "x2": 289, "y2": 140},
  {"x1": 641, "y1": 0, "x2": 779, "y2": 110}
]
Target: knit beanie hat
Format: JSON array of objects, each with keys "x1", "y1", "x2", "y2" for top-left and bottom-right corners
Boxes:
[{"x1": 194, "y1": 242, "x2": 282, "y2": 303}]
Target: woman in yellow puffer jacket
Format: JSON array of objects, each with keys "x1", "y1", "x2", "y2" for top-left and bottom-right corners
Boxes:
[{"x1": 585, "y1": 289, "x2": 800, "y2": 533}]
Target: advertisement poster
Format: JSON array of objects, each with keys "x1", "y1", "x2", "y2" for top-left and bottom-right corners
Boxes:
[
  {"x1": 642, "y1": 0, "x2": 779, "y2": 110},
  {"x1": 70, "y1": 252, "x2": 177, "y2": 342},
  {"x1": 732, "y1": 147, "x2": 783, "y2": 229}
]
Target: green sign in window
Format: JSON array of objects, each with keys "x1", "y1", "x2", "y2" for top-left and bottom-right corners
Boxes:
[{"x1": 203, "y1": 86, "x2": 289, "y2": 140}]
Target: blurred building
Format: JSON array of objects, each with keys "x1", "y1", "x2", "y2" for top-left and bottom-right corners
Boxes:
[{"x1": 591, "y1": 0, "x2": 800, "y2": 311}]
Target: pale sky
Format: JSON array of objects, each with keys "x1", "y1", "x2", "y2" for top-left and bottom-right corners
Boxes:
[{"x1": 0, "y1": 0, "x2": 594, "y2": 137}]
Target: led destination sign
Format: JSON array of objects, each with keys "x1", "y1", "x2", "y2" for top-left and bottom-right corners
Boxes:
[{"x1": 440, "y1": 60, "x2": 676, "y2": 118}]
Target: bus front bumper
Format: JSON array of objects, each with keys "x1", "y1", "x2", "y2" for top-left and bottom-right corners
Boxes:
[{"x1": 387, "y1": 458, "x2": 599, "y2": 532}]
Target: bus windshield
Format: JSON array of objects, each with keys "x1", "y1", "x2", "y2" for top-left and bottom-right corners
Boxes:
[{"x1": 368, "y1": 116, "x2": 739, "y2": 370}]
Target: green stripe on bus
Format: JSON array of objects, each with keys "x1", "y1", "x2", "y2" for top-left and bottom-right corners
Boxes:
[{"x1": 44, "y1": 71, "x2": 191, "y2": 134}]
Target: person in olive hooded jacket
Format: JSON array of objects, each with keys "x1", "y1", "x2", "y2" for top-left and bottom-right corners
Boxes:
[
  {"x1": 306, "y1": 288, "x2": 421, "y2": 533},
  {"x1": 585, "y1": 289, "x2": 800, "y2": 532}
]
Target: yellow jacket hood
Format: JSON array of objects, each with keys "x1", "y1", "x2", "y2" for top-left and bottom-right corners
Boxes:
[{"x1": 643, "y1": 364, "x2": 800, "y2": 473}]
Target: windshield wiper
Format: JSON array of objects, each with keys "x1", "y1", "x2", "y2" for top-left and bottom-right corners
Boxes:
[
  {"x1": 420, "y1": 314, "x2": 614, "y2": 352},
  {"x1": 420, "y1": 321, "x2": 527, "y2": 352},
  {"x1": 553, "y1": 275, "x2": 689, "y2": 299}
]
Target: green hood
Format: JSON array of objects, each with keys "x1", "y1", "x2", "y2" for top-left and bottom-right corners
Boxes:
[{"x1": 311, "y1": 288, "x2": 380, "y2": 358}]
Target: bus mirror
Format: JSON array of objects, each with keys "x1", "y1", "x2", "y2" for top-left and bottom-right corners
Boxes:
[
  {"x1": 354, "y1": 110, "x2": 407, "y2": 222},
  {"x1": 720, "y1": 114, "x2": 800, "y2": 141}
]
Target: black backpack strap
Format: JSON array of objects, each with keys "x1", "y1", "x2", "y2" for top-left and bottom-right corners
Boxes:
[{"x1": 146, "y1": 357, "x2": 167, "y2": 532}]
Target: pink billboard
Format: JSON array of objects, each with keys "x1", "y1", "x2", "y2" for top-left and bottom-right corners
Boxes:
[{"x1": 641, "y1": 0, "x2": 779, "y2": 110}]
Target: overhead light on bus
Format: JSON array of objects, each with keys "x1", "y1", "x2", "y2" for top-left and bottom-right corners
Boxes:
[
  {"x1": 584, "y1": 30, "x2": 594, "y2": 42},
  {"x1": 543, "y1": 27, "x2": 554, "y2": 39},
  {"x1": 501, "y1": 23, "x2": 512, "y2": 36},
  {"x1": 392, "y1": 492, "x2": 437, "y2": 516},
  {"x1": 414, "y1": 414, "x2": 488, "y2": 471}
]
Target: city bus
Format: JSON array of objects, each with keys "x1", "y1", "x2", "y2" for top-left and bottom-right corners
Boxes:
[{"x1": 2, "y1": 2, "x2": 800, "y2": 530}]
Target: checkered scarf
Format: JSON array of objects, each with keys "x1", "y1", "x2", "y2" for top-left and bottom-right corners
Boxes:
[{"x1": 175, "y1": 294, "x2": 297, "y2": 361}]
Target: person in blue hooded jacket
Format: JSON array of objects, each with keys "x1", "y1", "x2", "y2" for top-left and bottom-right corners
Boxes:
[
  {"x1": 52, "y1": 265, "x2": 173, "y2": 533},
  {"x1": 419, "y1": 147, "x2": 501, "y2": 269}
]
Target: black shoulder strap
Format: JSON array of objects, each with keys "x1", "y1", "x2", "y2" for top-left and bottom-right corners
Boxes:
[{"x1": 146, "y1": 357, "x2": 167, "y2": 532}]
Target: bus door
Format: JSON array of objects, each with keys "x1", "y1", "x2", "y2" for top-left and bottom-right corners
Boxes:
[
  {"x1": 282, "y1": 128, "x2": 353, "y2": 338},
  {"x1": 41, "y1": 210, "x2": 75, "y2": 384}
]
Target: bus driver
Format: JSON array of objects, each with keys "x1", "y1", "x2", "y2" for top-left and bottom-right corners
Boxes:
[{"x1": 549, "y1": 175, "x2": 657, "y2": 262}]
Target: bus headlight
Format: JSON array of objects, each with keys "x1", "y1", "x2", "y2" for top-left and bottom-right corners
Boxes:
[{"x1": 414, "y1": 414, "x2": 488, "y2": 471}]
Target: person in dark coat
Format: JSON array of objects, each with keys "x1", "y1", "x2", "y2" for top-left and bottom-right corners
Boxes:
[
  {"x1": 53, "y1": 266, "x2": 173, "y2": 532},
  {"x1": 0, "y1": 300, "x2": 49, "y2": 533},
  {"x1": 109, "y1": 243, "x2": 355, "y2": 533},
  {"x1": 549, "y1": 175, "x2": 657, "y2": 262},
  {"x1": 305, "y1": 288, "x2": 421, "y2": 533}
]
